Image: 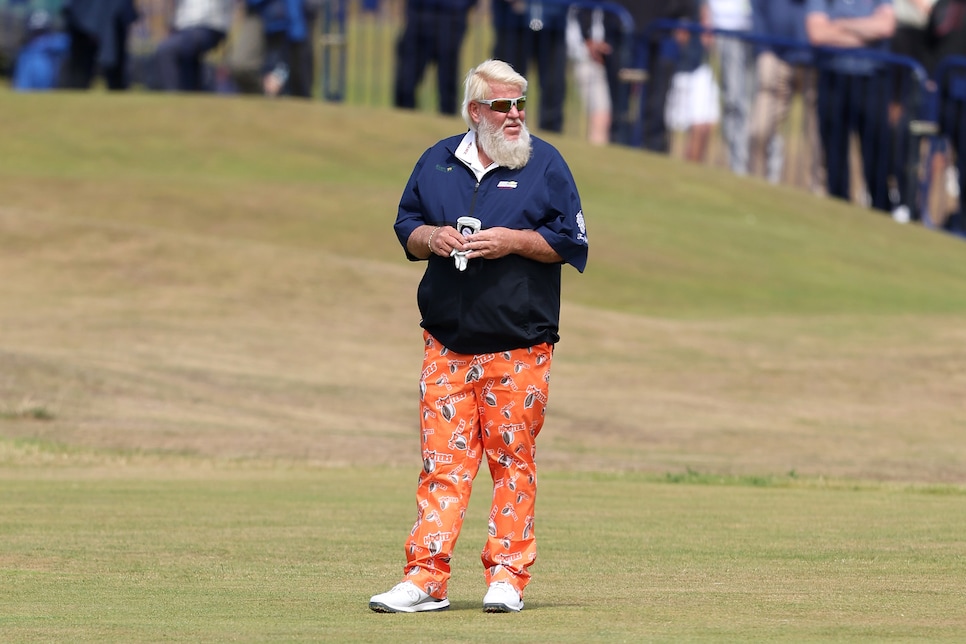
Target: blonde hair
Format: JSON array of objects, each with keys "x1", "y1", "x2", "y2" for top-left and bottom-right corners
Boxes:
[{"x1": 461, "y1": 59, "x2": 528, "y2": 131}]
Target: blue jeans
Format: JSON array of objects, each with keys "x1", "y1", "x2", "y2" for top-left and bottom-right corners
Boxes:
[{"x1": 155, "y1": 27, "x2": 225, "y2": 92}]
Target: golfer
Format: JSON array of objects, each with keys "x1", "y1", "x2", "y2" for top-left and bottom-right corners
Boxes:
[{"x1": 370, "y1": 59, "x2": 589, "y2": 614}]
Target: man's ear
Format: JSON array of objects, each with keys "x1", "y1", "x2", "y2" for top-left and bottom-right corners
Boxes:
[{"x1": 468, "y1": 101, "x2": 482, "y2": 127}]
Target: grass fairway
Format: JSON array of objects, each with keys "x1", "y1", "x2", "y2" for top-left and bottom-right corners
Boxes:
[{"x1": 2, "y1": 90, "x2": 966, "y2": 641}]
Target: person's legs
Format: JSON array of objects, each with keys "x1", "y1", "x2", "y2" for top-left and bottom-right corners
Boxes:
[
  {"x1": 103, "y1": 16, "x2": 130, "y2": 90},
  {"x1": 183, "y1": 28, "x2": 225, "y2": 91},
  {"x1": 715, "y1": 35, "x2": 752, "y2": 174},
  {"x1": 285, "y1": 13, "x2": 317, "y2": 98},
  {"x1": 435, "y1": 9, "x2": 468, "y2": 115},
  {"x1": 154, "y1": 32, "x2": 184, "y2": 91},
  {"x1": 534, "y1": 28, "x2": 567, "y2": 133},
  {"x1": 799, "y1": 66, "x2": 826, "y2": 194},
  {"x1": 58, "y1": 26, "x2": 97, "y2": 89},
  {"x1": 493, "y1": 25, "x2": 529, "y2": 78},
  {"x1": 818, "y1": 68, "x2": 851, "y2": 201},
  {"x1": 603, "y1": 29, "x2": 630, "y2": 144},
  {"x1": 942, "y1": 94, "x2": 966, "y2": 220},
  {"x1": 576, "y1": 57, "x2": 612, "y2": 145},
  {"x1": 394, "y1": 10, "x2": 430, "y2": 109},
  {"x1": 641, "y1": 40, "x2": 675, "y2": 153},
  {"x1": 402, "y1": 333, "x2": 487, "y2": 599},
  {"x1": 856, "y1": 72, "x2": 894, "y2": 213},
  {"x1": 478, "y1": 343, "x2": 553, "y2": 597},
  {"x1": 748, "y1": 51, "x2": 792, "y2": 180},
  {"x1": 154, "y1": 28, "x2": 224, "y2": 91}
]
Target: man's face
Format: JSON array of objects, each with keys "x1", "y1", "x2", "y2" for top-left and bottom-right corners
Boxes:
[
  {"x1": 472, "y1": 81, "x2": 532, "y2": 170},
  {"x1": 473, "y1": 82, "x2": 526, "y2": 139}
]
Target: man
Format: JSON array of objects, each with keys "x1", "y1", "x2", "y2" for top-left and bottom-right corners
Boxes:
[
  {"x1": 748, "y1": 0, "x2": 823, "y2": 193},
  {"x1": 805, "y1": 0, "x2": 899, "y2": 215},
  {"x1": 370, "y1": 59, "x2": 588, "y2": 614},
  {"x1": 491, "y1": 0, "x2": 569, "y2": 132},
  {"x1": 394, "y1": 0, "x2": 477, "y2": 115}
]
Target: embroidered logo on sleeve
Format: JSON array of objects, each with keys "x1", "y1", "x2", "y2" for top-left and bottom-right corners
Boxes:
[{"x1": 497, "y1": 181, "x2": 518, "y2": 189}]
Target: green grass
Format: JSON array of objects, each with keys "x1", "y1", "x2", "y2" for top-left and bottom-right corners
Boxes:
[
  {"x1": 2, "y1": 90, "x2": 966, "y2": 641},
  {"x1": 2, "y1": 461, "x2": 966, "y2": 643}
]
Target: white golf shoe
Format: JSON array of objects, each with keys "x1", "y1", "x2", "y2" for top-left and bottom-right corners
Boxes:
[
  {"x1": 369, "y1": 581, "x2": 450, "y2": 613},
  {"x1": 482, "y1": 581, "x2": 523, "y2": 612}
]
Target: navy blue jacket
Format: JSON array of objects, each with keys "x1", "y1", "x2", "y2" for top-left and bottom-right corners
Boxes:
[{"x1": 395, "y1": 133, "x2": 588, "y2": 354}]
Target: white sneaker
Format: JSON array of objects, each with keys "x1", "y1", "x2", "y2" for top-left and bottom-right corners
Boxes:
[
  {"x1": 891, "y1": 205, "x2": 911, "y2": 224},
  {"x1": 482, "y1": 581, "x2": 524, "y2": 613},
  {"x1": 947, "y1": 166, "x2": 960, "y2": 198},
  {"x1": 369, "y1": 581, "x2": 450, "y2": 613}
]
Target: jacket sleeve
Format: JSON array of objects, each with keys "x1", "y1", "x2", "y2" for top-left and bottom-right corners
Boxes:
[
  {"x1": 537, "y1": 155, "x2": 588, "y2": 273},
  {"x1": 394, "y1": 149, "x2": 433, "y2": 261}
]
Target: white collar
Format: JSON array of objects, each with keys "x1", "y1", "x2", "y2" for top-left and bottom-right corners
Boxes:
[{"x1": 456, "y1": 130, "x2": 498, "y2": 181}]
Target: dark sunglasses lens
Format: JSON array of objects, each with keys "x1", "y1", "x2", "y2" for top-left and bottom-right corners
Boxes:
[
  {"x1": 515, "y1": 97, "x2": 525, "y2": 111},
  {"x1": 491, "y1": 100, "x2": 512, "y2": 112}
]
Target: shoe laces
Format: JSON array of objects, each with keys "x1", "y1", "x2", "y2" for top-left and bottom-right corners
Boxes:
[
  {"x1": 490, "y1": 580, "x2": 517, "y2": 595},
  {"x1": 393, "y1": 582, "x2": 421, "y2": 600}
]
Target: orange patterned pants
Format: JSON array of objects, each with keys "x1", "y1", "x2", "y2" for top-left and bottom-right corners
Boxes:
[{"x1": 401, "y1": 331, "x2": 553, "y2": 600}]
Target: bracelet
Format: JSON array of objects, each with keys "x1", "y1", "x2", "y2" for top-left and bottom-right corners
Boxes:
[{"x1": 428, "y1": 226, "x2": 441, "y2": 254}]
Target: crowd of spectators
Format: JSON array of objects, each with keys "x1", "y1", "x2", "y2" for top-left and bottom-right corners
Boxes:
[{"x1": 3, "y1": 0, "x2": 965, "y2": 231}]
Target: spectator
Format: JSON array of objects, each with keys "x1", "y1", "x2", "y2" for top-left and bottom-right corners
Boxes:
[
  {"x1": 748, "y1": 0, "x2": 824, "y2": 193},
  {"x1": 155, "y1": 0, "x2": 234, "y2": 92},
  {"x1": 707, "y1": 0, "x2": 754, "y2": 174},
  {"x1": 394, "y1": 0, "x2": 477, "y2": 115},
  {"x1": 12, "y1": 9, "x2": 69, "y2": 91},
  {"x1": 665, "y1": 0, "x2": 719, "y2": 162},
  {"x1": 926, "y1": 0, "x2": 966, "y2": 230},
  {"x1": 491, "y1": 0, "x2": 569, "y2": 133},
  {"x1": 805, "y1": 0, "x2": 899, "y2": 216},
  {"x1": 246, "y1": 0, "x2": 317, "y2": 98},
  {"x1": 581, "y1": 1, "x2": 697, "y2": 150},
  {"x1": 566, "y1": 2, "x2": 611, "y2": 144},
  {"x1": 58, "y1": 0, "x2": 138, "y2": 90}
]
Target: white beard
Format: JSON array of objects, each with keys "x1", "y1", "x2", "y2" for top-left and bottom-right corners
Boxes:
[{"x1": 477, "y1": 116, "x2": 532, "y2": 170}]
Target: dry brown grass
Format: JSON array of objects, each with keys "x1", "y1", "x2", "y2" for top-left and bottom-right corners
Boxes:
[
  {"x1": 2, "y1": 91, "x2": 966, "y2": 485},
  {"x1": 3, "y1": 199, "x2": 966, "y2": 482}
]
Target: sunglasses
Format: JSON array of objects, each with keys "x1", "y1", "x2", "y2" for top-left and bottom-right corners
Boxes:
[{"x1": 477, "y1": 96, "x2": 527, "y2": 113}]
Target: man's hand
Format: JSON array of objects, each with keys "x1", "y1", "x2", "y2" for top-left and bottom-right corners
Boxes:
[
  {"x1": 410, "y1": 225, "x2": 563, "y2": 264},
  {"x1": 462, "y1": 228, "x2": 562, "y2": 263}
]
